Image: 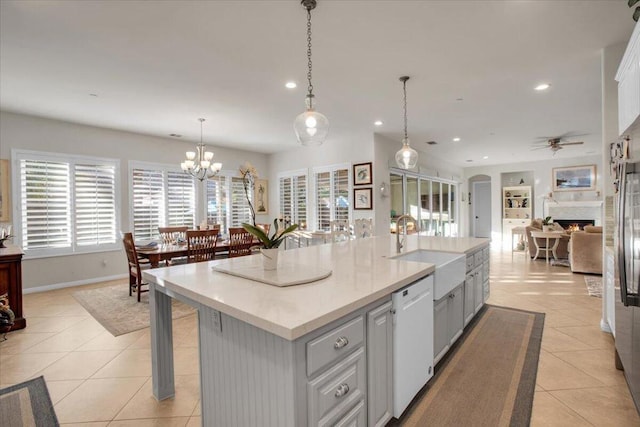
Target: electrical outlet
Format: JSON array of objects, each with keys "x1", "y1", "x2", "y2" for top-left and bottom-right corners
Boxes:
[{"x1": 211, "y1": 309, "x2": 222, "y2": 333}]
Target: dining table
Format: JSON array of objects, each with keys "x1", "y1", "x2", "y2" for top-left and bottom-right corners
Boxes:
[{"x1": 136, "y1": 238, "x2": 260, "y2": 268}]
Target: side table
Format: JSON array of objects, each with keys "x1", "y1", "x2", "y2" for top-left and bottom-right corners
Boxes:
[{"x1": 530, "y1": 231, "x2": 565, "y2": 263}]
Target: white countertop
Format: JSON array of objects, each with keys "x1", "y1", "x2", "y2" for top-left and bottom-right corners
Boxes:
[
  {"x1": 0, "y1": 243, "x2": 23, "y2": 257},
  {"x1": 143, "y1": 235, "x2": 489, "y2": 340}
]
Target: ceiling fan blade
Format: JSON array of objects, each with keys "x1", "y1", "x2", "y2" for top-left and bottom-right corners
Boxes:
[
  {"x1": 530, "y1": 146, "x2": 549, "y2": 151},
  {"x1": 558, "y1": 141, "x2": 584, "y2": 146}
]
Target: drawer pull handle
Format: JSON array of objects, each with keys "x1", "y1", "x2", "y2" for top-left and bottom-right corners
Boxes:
[
  {"x1": 335, "y1": 383, "x2": 350, "y2": 398},
  {"x1": 334, "y1": 336, "x2": 349, "y2": 349}
]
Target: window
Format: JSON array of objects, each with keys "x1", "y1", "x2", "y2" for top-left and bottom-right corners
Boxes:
[
  {"x1": 313, "y1": 164, "x2": 351, "y2": 231},
  {"x1": 130, "y1": 162, "x2": 195, "y2": 241},
  {"x1": 278, "y1": 169, "x2": 308, "y2": 229},
  {"x1": 15, "y1": 150, "x2": 120, "y2": 257},
  {"x1": 205, "y1": 173, "x2": 253, "y2": 233}
]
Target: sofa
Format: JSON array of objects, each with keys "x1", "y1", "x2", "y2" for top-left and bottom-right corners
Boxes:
[
  {"x1": 568, "y1": 225, "x2": 603, "y2": 274},
  {"x1": 525, "y1": 218, "x2": 570, "y2": 259}
]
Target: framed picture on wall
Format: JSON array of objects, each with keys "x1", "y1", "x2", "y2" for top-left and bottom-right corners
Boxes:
[
  {"x1": 353, "y1": 162, "x2": 372, "y2": 185},
  {"x1": 552, "y1": 165, "x2": 596, "y2": 191},
  {"x1": 354, "y1": 188, "x2": 373, "y2": 210},
  {"x1": 254, "y1": 179, "x2": 268, "y2": 214},
  {"x1": 0, "y1": 159, "x2": 10, "y2": 222}
]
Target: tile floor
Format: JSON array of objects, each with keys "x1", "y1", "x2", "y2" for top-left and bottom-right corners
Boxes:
[{"x1": 1, "y1": 245, "x2": 639, "y2": 426}]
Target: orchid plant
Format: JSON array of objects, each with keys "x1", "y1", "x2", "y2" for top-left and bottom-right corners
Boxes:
[
  {"x1": 239, "y1": 162, "x2": 258, "y2": 226},
  {"x1": 242, "y1": 219, "x2": 298, "y2": 249}
]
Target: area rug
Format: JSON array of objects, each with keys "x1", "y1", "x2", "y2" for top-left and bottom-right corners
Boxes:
[
  {"x1": 584, "y1": 275, "x2": 603, "y2": 298},
  {"x1": 73, "y1": 284, "x2": 195, "y2": 336},
  {"x1": 392, "y1": 305, "x2": 544, "y2": 427},
  {"x1": 0, "y1": 376, "x2": 59, "y2": 426}
]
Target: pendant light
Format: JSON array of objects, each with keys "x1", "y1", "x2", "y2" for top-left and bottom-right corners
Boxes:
[
  {"x1": 395, "y1": 76, "x2": 418, "y2": 169},
  {"x1": 294, "y1": 0, "x2": 329, "y2": 146},
  {"x1": 180, "y1": 118, "x2": 222, "y2": 181}
]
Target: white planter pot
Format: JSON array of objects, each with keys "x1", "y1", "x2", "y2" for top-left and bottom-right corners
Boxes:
[{"x1": 261, "y1": 248, "x2": 279, "y2": 270}]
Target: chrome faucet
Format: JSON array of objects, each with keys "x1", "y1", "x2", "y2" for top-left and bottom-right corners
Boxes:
[{"x1": 396, "y1": 214, "x2": 417, "y2": 253}]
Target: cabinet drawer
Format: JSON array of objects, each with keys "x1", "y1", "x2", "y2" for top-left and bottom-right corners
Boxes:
[
  {"x1": 308, "y1": 347, "x2": 365, "y2": 426},
  {"x1": 466, "y1": 255, "x2": 474, "y2": 272},
  {"x1": 307, "y1": 316, "x2": 364, "y2": 377},
  {"x1": 325, "y1": 399, "x2": 365, "y2": 427},
  {"x1": 482, "y1": 247, "x2": 490, "y2": 261},
  {"x1": 483, "y1": 261, "x2": 490, "y2": 280},
  {"x1": 474, "y1": 251, "x2": 483, "y2": 268}
]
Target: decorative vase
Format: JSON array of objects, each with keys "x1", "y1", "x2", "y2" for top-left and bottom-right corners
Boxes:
[{"x1": 261, "y1": 248, "x2": 279, "y2": 271}]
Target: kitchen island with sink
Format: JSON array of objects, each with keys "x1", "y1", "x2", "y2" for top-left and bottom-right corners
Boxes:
[{"x1": 144, "y1": 235, "x2": 489, "y2": 426}]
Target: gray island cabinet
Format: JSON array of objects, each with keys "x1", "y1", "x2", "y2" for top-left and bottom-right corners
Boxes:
[{"x1": 144, "y1": 235, "x2": 489, "y2": 426}]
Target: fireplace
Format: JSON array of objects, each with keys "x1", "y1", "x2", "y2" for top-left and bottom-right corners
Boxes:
[{"x1": 555, "y1": 219, "x2": 595, "y2": 231}]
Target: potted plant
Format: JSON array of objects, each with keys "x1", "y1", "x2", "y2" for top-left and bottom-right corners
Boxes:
[
  {"x1": 542, "y1": 216, "x2": 553, "y2": 232},
  {"x1": 242, "y1": 219, "x2": 298, "y2": 270}
]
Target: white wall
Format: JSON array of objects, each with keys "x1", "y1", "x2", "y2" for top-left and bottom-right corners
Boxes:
[
  {"x1": 464, "y1": 154, "x2": 604, "y2": 243},
  {"x1": 0, "y1": 111, "x2": 269, "y2": 290}
]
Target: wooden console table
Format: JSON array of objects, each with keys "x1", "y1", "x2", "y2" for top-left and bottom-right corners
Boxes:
[{"x1": 0, "y1": 244, "x2": 26, "y2": 330}]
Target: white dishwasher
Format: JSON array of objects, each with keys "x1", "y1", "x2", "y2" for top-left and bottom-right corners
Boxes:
[{"x1": 392, "y1": 274, "x2": 434, "y2": 418}]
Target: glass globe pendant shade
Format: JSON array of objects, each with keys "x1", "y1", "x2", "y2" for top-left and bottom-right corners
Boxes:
[
  {"x1": 395, "y1": 138, "x2": 418, "y2": 169},
  {"x1": 294, "y1": 96, "x2": 329, "y2": 146}
]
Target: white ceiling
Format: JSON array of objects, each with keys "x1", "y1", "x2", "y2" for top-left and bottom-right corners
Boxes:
[{"x1": 0, "y1": 1, "x2": 635, "y2": 167}]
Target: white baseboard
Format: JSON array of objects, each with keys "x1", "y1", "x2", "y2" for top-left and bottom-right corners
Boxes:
[{"x1": 23, "y1": 274, "x2": 128, "y2": 294}]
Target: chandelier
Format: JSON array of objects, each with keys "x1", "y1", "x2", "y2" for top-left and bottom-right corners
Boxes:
[
  {"x1": 293, "y1": 0, "x2": 329, "y2": 146},
  {"x1": 395, "y1": 76, "x2": 418, "y2": 169},
  {"x1": 180, "y1": 118, "x2": 222, "y2": 181}
]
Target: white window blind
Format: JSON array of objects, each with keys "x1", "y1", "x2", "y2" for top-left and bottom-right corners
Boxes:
[
  {"x1": 132, "y1": 168, "x2": 164, "y2": 241},
  {"x1": 230, "y1": 177, "x2": 252, "y2": 228},
  {"x1": 167, "y1": 171, "x2": 195, "y2": 229},
  {"x1": 16, "y1": 151, "x2": 120, "y2": 257},
  {"x1": 20, "y1": 159, "x2": 71, "y2": 250},
  {"x1": 279, "y1": 172, "x2": 308, "y2": 228},
  {"x1": 75, "y1": 163, "x2": 116, "y2": 246},
  {"x1": 313, "y1": 165, "x2": 350, "y2": 231},
  {"x1": 206, "y1": 176, "x2": 228, "y2": 232},
  {"x1": 131, "y1": 165, "x2": 196, "y2": 241}
]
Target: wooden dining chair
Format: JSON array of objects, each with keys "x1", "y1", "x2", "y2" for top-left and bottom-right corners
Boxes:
[
  {"x1": 186, "y1": 230, "x2": 219, "y2": 263},
  {"x1": 228, "y1": 227, "x2": 254, "y2": 258},
  {"x1": 122, "y1": 232, "x2": 149, "y2": 302},
  {"x1": 158, "y1": 226, "x2": 188, "y2": 244}
]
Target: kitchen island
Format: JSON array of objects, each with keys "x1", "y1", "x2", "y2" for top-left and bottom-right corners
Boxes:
[{"x1": 144, "y1": 235, "x2": 489, "y2": 426}]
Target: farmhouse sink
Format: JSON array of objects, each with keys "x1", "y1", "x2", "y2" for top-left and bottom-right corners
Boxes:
[{"x1": 391, "y1": 250, "x2": 466, "y2": 300}]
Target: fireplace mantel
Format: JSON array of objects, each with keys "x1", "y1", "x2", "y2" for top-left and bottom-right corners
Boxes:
[{"x1": 545, "y1": 200, "x2": 603, "y2": 226}]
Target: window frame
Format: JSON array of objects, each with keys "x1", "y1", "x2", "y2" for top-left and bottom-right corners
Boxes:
[
  {"x1": 201, "y1": 170, "x2": 254, "y2": 235},
  {"x1": 277, "y1": 168, "x2": 309, "y2": 229},
  {"x1": 12, "y1": 149, "x2": 122, "y2": 259},
  {"x1": 311, "y1": 163, "x2": 352, "y2": 232}
]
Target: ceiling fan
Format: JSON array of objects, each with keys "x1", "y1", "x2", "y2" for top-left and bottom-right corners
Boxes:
[{"x1": 530, "y1": 133, "x2": 586, "y2": 154}]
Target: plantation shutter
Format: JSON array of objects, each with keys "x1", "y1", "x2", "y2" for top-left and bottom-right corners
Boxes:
[
  {"x1": 206, "y1": 176, "x2": 228, "y2": 232},
  {"x1": 74, "y1": 163, "x2": 116, "y2": 246},
  {"x1": 20, "y1": 159, "x2": 71, "y2": 250},
  {"x1": 294, "y1": 175, "x2": 307, "y2": 228},
  {"x1": 167, "y1": 171, "x2": 195, "y2": 229},
  {"x1": 279, "y1": 177, "x2": 292, "y2": 221},
  {"x1": 230, "y1": 177, "x2": 252, "y2": 228},
  {"x1": 132, "y1": 168, "x2": 164, "y2": 241},
  {"x1": 315, "y1": 171, "x2": 331, "y2": 231},
  {"x1": 334, "y1": 169, "x2": 350, "y2": 222}
]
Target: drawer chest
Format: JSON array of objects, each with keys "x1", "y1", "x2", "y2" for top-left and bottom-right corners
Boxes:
[{"x1": 0, "y1": 244, "x2": 25, "y2": 330}]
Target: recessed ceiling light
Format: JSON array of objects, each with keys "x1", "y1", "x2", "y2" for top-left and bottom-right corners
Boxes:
[
  {"x1": 285, "y1": 82, "x2": 297, "y2": 89},
  {"x1": 453, "y1": 137, "x2": 461, "y2": 142},
  {"x1": 534, "y1": 83, "x2": 550, "y2": 91},
  {"x1": 374, "y1": 120, "x2": 383, "y2": 126},
  {"x1": 483, "y1": 156, "x2": 489, "y2": 159}
]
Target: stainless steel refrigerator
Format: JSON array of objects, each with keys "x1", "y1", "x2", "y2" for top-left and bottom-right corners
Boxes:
[{"x1": 616, "y1": 160, "x2": 640, "y2": 412}]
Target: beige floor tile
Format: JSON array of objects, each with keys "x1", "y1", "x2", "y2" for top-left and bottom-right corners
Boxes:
[
  {"x1": 173, "y1": 347, "x2": 200, "y2": 376},
  {"x1": 115, "y1": 375, "x2": 199, "y2": 420},
  {"x1": 27, "y1": 321, "x2": 105, "y2": 353},
  {"x1": 0, "y1": 352, "x2": 68, "y2": 384},
  {"x1": 91, "y1": 349, "x2": 151, "y2": 378},
  {"x1": 542, "y1": 328, "x2": 596, "y2": 353},
  {"x1": 108, "y1": 418, "x2": 190, "y2": 426},
  {"x1": 60, "y1": 423, "x2": 109, "y2": 427},
  {"x1": 554, "y1": 325, "x2": 615, "y2": 350},
  {"x1": 550, "y1": 385, "x2": 640, "y2": 426},
  {"x1": 22, "y1": 316, "x2": 88, "y2": 333},
  {"x1": 536, "y1": 351, "x2": 605, "y2": 391},
  {"x1": 543, "y1": 309, "x2": 592, "y2": 328},
  {"x1": 45, "y1": 379, "x2": 84, "y2": 404},
  {"x1": 77, "y1": 330, "x2": 147, "y2": 352},
  {"x1": 530, "y1": 391, "x2": 592, "y2": 427},
  {"x1": 185, "y1": 417, "x2": 200, "y2": 427},
  {"x1": 553, "y1": 349, "x2": 628, "y2": 387},
  {"x1": 0, "y1": 331, "x2": 57, "y2": 354},
  {"x1": 54, "y1": 377, "x2": 147, "y2": 424},
  {"x1": 37, "y1": 350, "x2": 122, "y2": 380},
  {"x1": 191, "y1": 401, "x2": 200, "y2": 416}
]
